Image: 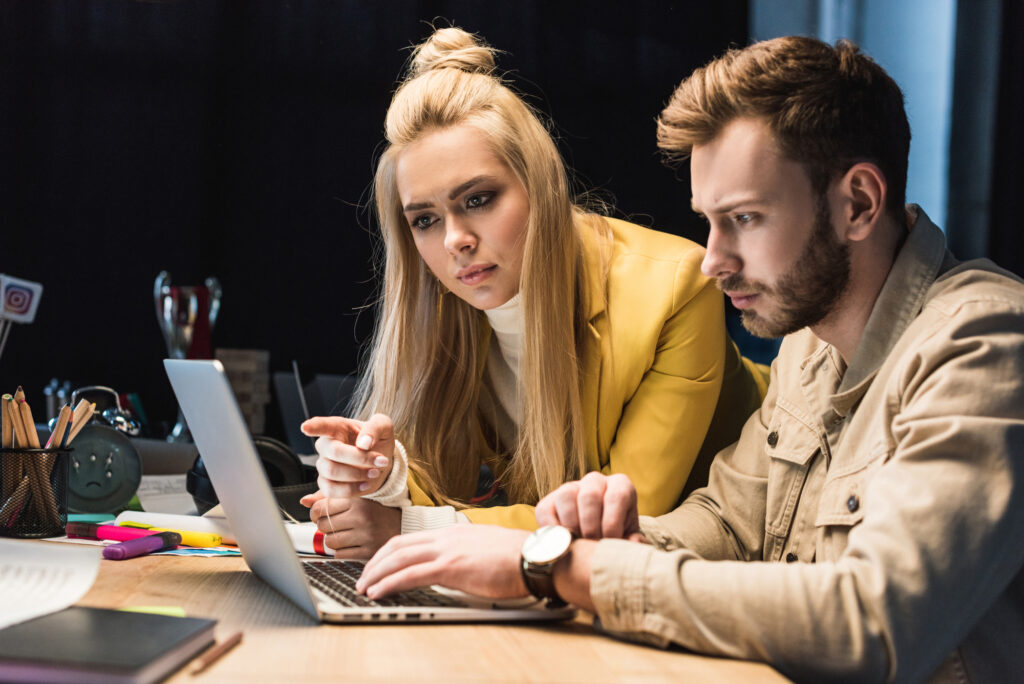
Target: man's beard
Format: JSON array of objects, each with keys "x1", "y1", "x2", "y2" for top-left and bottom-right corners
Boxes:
[{"x1": 719, "y1": 198, "x2": 851, "y2": 339}]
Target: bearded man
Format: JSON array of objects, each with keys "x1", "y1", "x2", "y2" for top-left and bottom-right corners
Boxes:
[{"x1": 354, "y1": 36, "x2": 1024, "y2": 683}]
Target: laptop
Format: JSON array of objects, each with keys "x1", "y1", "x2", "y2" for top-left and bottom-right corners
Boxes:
[{"x1": 164, "y1": 359, "x2": 575, "y2": 624}]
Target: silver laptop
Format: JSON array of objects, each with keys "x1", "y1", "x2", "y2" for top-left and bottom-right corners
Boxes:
[{"x1": 164, "y1": 359, "x2": 575, "y2": 624}]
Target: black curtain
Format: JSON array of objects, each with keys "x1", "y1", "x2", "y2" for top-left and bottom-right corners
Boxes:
[
  {"x1": 990, "y1": 0, "x2": 1024, "y2": 278},
  {"x1": 0, "y1": 1, "x2": 748, "y2": 439}
]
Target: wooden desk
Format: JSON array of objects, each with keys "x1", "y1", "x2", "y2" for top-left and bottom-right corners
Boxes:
[{"x1": 77, "y1": 554, "x2": 790, "y2": 683}]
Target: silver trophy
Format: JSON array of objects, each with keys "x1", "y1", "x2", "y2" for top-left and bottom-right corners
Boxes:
[{"x1": 154, "y1": 271, "x2": 222, "y2": 442}]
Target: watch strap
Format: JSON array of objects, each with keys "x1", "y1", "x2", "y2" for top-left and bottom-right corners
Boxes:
[{"x1": 520, "y1": 557, "x2": 567, "y2": 607}]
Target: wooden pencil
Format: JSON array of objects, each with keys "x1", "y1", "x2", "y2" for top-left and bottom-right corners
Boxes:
[
  {"x1": 45, "y1": 404, "x2": 72, "y2": 449},
  {"x1": 1, "y1": 395, "x2": 13, "y2": 499},
  {"x1": 6, "y1": 398, "x2": 41, "y2": 521},
  {"x1": 65, "y1": 399, "x2": 95, "y2": 446},
  {"x1": 18, "y1": 400, "x2": 41, "y2": 450},
  {"x1": 1, "y1": 395, "x2": 10, "y2": 448},
  {"x1": 20, "y1": 399, "x2": 61, "y2": 527},
  {"x1": 8, "y1": 397, "x2": 29, "y2": 448},
  {"x1": 0, "y1": 476, "x2": 30, "y2": 527},
  {"x1": 17, "y1": 399, "x2": 60, "y2": 525}
]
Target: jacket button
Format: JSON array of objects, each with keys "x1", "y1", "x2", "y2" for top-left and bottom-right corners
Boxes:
[
  {"x1": 785, "y1": 552, "x2": 798, "y2": 563},
  {"x1": 847, "y1": 495, "x2": 860, "y2": 513},
  {"x1": 767, "y1": 431, "x2": 779, "y2": 447}
]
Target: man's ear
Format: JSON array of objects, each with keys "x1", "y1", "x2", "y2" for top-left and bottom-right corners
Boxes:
[{"x1": 837, "y1": 162, "x2": 887, "y2": 242}]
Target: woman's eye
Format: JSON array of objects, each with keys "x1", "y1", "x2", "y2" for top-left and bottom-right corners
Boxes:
[
  {"x1": 411, "y1": 215, "x2": 436, "y2": 230},
  {"x1": 466, "y1": 193, "x2": 493, "y2": 209}
]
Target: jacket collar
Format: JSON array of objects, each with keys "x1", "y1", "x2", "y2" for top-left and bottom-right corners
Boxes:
[
  {"x1": 829, "y1": 205, "x2": 948, "y2": 414},
  {"x1": 579, "y1": 216, "x2": 610, "y2": 323}
]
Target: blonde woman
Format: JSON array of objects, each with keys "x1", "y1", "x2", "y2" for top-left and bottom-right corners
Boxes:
[{"x1": 299, "y1": 27, "x2": 767, "y2": 557}]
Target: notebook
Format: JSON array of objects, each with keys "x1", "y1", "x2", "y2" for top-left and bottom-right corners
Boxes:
[
  {"x1": 0, "y1": 606, "x2": 215, "y2": 684},
  {"x1": 164, "y1": 359, "x2": 575, "y2": 624}
]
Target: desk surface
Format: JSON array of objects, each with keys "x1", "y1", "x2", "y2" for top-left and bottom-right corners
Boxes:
[{"x1": 77, "y1": 553, "x2": 789, "y2": 683}]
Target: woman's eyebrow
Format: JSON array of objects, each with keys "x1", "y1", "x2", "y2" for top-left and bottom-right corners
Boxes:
[
  {"x1": 448, "y1": 175, "x2": 496, "y2": 200},
  {"x1": 403, "y1": 175, "x2": 498, "y2": 212}
]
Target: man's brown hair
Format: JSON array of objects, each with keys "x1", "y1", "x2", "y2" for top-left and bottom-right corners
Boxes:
[{"x1": 658, "y1": 36, "x2": 911, "y2": 219}]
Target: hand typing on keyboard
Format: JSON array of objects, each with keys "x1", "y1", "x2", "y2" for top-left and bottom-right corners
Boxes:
[{"x1": 356, "y1": 525, "x2": 533, "y2": 601}]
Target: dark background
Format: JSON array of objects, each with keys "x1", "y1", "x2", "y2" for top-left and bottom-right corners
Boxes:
[
  {"x1": 0, "y1": 1, "x2": 750, "y2": 439},
  {"x1": 1, "y1": 1, "x2": 1021, "y2": 443}
]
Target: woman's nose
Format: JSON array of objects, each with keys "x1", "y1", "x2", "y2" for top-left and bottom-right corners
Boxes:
[{"x1": 443, "y1": 216, "x2": 477, "y2": 254}]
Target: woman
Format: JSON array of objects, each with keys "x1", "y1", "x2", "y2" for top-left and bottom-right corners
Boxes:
[{"x1": 300, "y1": 27, "x2": 767, "y2": 557}]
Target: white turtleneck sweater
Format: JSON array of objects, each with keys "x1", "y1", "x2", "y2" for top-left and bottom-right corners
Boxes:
[{"x1": 365, "y1": 294, "x2": 524, "y2": 532}]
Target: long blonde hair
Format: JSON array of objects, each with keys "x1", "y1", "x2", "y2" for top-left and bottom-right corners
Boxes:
[{"x1": 355, "y1": 27, "x2": 590, "y2": 505}]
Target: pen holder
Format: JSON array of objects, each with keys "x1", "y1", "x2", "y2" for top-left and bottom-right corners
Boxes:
[{"x1": 0, "y1": 447, "x2": 71, "y2": 538}]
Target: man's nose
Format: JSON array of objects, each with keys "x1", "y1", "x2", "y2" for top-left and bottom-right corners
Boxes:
[{"x1": 701, "y1": 224, "x2": 740, "y2": 280}]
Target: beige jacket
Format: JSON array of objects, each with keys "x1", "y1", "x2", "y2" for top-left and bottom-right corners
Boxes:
[{"x1": 589, "y1": 208, "x2": 1024, "y2": 683}]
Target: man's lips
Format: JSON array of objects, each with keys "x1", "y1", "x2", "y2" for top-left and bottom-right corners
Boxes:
[
  {"x1": 724, "y1": 291, "x2": 759, "y2": 309},
  {"x1": 456, "y1": 264, "x2": 497, "y2": 285}
]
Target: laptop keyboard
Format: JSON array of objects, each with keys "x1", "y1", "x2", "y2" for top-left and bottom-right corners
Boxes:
[{"x1": 302, "y1": 560, "x2": 467, "y2": 608}]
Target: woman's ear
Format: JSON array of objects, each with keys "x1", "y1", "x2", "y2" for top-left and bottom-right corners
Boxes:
[{"x1": 837, "y1": 162, "x2": 887, "y2": 242}]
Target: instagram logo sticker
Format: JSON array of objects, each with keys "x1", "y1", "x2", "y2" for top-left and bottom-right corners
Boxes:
[
  {"x1": 0, "y1": 274, "x2": 43, "y2": 323},
  {"x1": 4, "y1": 284, "x2": 34, "y2": 316}
]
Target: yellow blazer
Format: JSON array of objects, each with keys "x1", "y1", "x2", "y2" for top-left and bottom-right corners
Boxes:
[{"x1": 408, "y1": 216, "x2": 767, "y2": 528}]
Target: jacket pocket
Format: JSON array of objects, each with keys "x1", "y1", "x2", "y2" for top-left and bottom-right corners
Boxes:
[
  {"x1": 815, "y1": 444, "x2": 890, "y2": 529},
  {"x1": 764, "y1": 405, "x2": 822, "y2": 544}
]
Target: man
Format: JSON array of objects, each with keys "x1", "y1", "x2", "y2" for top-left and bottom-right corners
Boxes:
[{"x1": 354, "y1": 36, "x2": 1024, "y2": 682}]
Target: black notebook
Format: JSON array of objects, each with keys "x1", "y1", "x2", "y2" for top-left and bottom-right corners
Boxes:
[{"x1": 0, "y1": 606, "x2": 217, "y2": 684}]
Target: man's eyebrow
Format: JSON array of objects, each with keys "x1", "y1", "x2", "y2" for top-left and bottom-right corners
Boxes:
[
  {"x1": 402, "y1": 175, "x2": 497, "y2": 213},
  {"x1": 692, "y1": 195, "x2": 767, "y2": 215}
]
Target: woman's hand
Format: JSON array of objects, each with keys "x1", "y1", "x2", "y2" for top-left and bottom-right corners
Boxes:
[
  {"x1": 304, "y1": 495, "x2": 402, "y2": 559},
  {"x1": 299, "y1": 413, "x2": 395, "y2": 498}
]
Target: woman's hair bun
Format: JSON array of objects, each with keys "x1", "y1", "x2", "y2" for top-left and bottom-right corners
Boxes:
[{"x1": 408, "y1": 27, "x2": 497, "y2": 78}]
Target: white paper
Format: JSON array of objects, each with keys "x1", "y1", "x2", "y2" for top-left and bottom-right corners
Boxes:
[
  {"x1": 135, "y1": 474, "x2": 198, "y2": 515},
  {"x1": 0, "y1": 539, "x2": 101, "y2": 630}
]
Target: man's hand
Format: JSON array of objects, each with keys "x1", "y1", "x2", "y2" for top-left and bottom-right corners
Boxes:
[
  {"x1": 536, "y1": 472, "x2": 645, "y2": 541},
  {"x1": 303, "y1": 496, "x2": 402, "y2": 559},
  {"x1": 300, "y1": 413, "x2": 395, "y2": 498},
  {"x1": 355, "y1": 526, "x2": 531, "y2": 600}
]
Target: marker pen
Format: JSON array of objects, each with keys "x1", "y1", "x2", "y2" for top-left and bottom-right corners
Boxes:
[
  {"x1": 66, "y1": 522, "x2": 158, "y2": 542},
  {"x1": 118, "y1": 522, "x2": 222, "y2": 547},
  {"x1": 285, "y1": 524, "x2": 331, "y2": 556},
  {"x1": 102, "y1": 531, "x2": 182, "y2": 560}
]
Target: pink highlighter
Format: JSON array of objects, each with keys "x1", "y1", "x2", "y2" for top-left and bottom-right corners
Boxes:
[{"x1": 65, "y1": 522, "x2": 160, "y2": 542}]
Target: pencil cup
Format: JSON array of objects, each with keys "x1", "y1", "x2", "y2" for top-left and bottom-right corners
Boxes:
[{"x1": 0, "y1": 447, "x2": 71, "y2": 538}]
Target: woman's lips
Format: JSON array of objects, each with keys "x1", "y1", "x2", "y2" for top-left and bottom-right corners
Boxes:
[{"x1": 457, "y1": 265, "x2": 497, "y2": 285}]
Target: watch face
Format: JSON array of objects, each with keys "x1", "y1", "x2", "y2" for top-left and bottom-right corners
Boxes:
[{"x1": 522, "y1": 525, "x2": 572, "y2": 564}]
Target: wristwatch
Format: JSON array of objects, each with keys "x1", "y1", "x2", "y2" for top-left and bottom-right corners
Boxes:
[{"x1": 520, "y1": 525, "x2": 573, "y2": 606}]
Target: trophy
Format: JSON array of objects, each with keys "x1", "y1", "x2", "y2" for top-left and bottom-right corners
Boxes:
[{"x1": 154, "y1": 271, "x2": 222, "y2": 442}]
